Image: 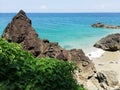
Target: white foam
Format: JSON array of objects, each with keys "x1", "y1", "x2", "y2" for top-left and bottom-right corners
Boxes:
[{"x1": 87, "y1": 49, "x2": 105, "y2": 59}]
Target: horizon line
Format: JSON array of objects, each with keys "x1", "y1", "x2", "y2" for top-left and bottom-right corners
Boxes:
[{"x1": 0, "y1": 12, "x2": 120, "y2": 13}]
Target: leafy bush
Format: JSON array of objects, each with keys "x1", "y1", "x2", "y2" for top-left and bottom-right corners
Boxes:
[{"x1": 0, "y1": 38, "x2": 85, "y2": 90}]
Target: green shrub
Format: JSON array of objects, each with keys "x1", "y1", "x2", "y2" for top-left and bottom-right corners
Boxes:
[{"x1": 0, "y1": 38, "x2": 85, "y2": 90}]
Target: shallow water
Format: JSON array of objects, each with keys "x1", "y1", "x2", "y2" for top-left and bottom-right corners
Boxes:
[{"x1": 0, "y1": 13, "x2": 120, "y2": 54}]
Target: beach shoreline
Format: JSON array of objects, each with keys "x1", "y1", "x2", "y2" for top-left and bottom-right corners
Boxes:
[
  {"x1": 91, "y1": 51, "x2": 120, "y2": 83},
  {"x1": 83, "y1": 50, "x2": 120, "y2": 89},
  {"x1": 86, "y1": 48, "x2": 105, "y2": 59}
]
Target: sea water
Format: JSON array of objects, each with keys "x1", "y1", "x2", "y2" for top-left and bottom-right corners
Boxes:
[{"x1": 0, "y1": 13, "x2": 120, "y2": 57}]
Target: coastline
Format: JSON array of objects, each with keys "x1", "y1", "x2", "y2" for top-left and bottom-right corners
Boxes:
[
  {"x1": 1, "y1": 11, "x2": 120, "y2": 90},
  {"x1": 84, "y1": 50, "x2": 120, "y2": 89},
  {"x1": 86, "y1": 48, "x2": 105, "y2": 59}
]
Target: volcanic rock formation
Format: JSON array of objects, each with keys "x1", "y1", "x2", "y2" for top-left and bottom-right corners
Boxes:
[
  {"x1": 2, "y1": 10, "x2": 96, "y2": 80},
  {"x1": 94, "y1": 33, "x2": 120, "y2": 51},
  {"x1": 92, "y1": 22, "x2": 120, "y2": 29}
]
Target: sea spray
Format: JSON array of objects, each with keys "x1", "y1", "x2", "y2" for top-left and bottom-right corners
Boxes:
[{"x1": 87, "y1": 49, "x2": 105, "y2": 59}]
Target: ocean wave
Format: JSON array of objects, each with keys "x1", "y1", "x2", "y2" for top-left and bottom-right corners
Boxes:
[{"x1": 87, "y1": 49, "x2": 105, "y2": 59}]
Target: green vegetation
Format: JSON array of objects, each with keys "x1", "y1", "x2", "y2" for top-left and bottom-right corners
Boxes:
[{"x1": 0, "y1": 38, "x2": 85, "y2": 90}]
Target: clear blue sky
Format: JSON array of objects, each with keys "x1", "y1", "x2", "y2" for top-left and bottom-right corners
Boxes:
[{"x1": 1, "y1": 0, "x2": 120, "y2": 13}]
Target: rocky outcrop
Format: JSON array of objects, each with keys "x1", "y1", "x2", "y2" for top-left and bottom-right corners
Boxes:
[
  {"x1": 69, "y1": 49, "x2": 96, "y2": 77},
  {"x1": 2, "y1": 10, "x2": 42, "y2": 57},
  {"x1": 95, "y1": 71, "x2": 119, "y2": 90},
  {"x1": 99, "y1": 71, "x2": 119, "y2": 87},
  {"x1": 94, "y1": 33, "x2": 120, "y2": 51},
  {"x1": 2, "y1": 10, "x2": 96, "y2": 82},
  {"x1": 92, "y1": 22, "x2": 104, "y2": 28},
  {"x1": 92, "y1": 22, "x2": 120, "y2": 29}
]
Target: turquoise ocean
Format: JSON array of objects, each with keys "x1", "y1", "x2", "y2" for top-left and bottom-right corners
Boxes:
[{"x1": 0, "y1": 13, "x2": 120, "y2": 56}]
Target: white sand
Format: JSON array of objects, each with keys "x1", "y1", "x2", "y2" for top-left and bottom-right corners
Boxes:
[{"x1": 91, "y1": 51, "x2": 120, "y2": 83}]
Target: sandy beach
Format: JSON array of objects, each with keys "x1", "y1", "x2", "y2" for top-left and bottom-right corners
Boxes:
[{"x1": 92, "y1": 51, "x2": 120, "y2": 83}]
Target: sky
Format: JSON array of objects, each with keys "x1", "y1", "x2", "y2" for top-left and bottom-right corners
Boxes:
[{"x1": 0, "y1": 0, "x2": 120, "y2": 13}]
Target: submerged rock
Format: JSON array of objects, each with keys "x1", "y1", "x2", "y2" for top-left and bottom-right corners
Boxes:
[
  {"x1": 2, "y1": 10, "x2": 96, "y2": 81},
  {"x1": 94, "y1": 33, "x2": 120, "y2": 51},
  {"x1": 92, "y1": 22, "x2": 120, "y2": 29}
]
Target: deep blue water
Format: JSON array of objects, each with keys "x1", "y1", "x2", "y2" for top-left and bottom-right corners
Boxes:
[{"x1": 0, "y1": 13, "x2": 120, "y2": 53}]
